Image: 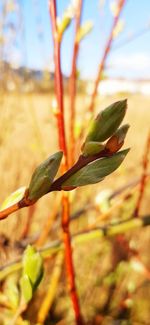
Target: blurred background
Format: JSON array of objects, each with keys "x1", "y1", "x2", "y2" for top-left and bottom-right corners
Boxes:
[{"x1": 0, "y1": 1, "x2": 150, "y2": 324}]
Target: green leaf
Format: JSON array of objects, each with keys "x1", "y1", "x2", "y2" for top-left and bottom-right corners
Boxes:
[
  {"x1": 85, "y1": 99, "x2": 127, "y2": 142},
  {"x1": 62, "y1": 149, "x2": 129, "y2": 187},
  {"x1": 28, "y1": 151, "x2": 63, "y2": 201},
  {"x1": 76, "y1": 21, "x2": 93, "y2": 42},
  {"x1": 0, "y1": 187, "x2": 26, "y2": 211},
  {"x1": 81, "y1": 141, "x2": 104, "y2": 156},
  {"x1": 23, "y1": 245, "x2": 43, "y2": 290},
  {"x1": 20, "y1": 274, "x2": 33, "y2": 303},
  {"x1": 57, "y1": 15, "x2": 72, "y2": 37}
]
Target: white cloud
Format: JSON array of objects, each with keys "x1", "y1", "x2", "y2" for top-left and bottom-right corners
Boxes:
[{"x1": 108, "y1": 52, "x2": 150, "y2": 79}]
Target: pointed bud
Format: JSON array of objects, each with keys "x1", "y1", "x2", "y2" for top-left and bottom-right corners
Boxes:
[
  {"x1": 106, "y1": 124, "x2": 130, "y2": 153},
  {"x1": 57, "y1": 4, "x2": 75, "y2": 39},
  {"x1": 81, "y1": 141, "x2": 104, "y2": 156},
  {"x1": 23, "y1": 245, "x2": 43, "y2": 290},
  {"x1": 76, "y1": 21, "x2": 93, "y2": 42},
  {"x1": 85, "y1": 99, "x2": 127, "y2": 142},
  {"x1": 28, "y1": 151, "x2": 63, "y2": 201},
  {"x1": 57, "y1": 15, "x2": 71, "y2": 38}
]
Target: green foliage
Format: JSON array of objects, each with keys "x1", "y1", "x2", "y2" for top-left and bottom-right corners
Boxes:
[
  {"x1": 57, "y1": 14, "x2": 72, "y2": 38},
  {"x1": 81, "y1": 141, "x2": 104, "y2": 156},
  {"x1": 20, "y1": 245, "x2": 44, "y2": 303},
  {"x1": 0, "y1": 187, "x2": 26, "y2": 210},
  {"x1": 62, "y1": 149, "x2": 129, "y2": 187},
  {"x1": 76, "y1": 21, "x2": 93, "y2": 42},
  {"x1": 113, "y1": 124, "x2": 130, "y2": 143},
  {"x1": 85, "y1": 99, "x2": 127, "y2": 142},
  {"x1": 20, "y1": 274, "x2": 33, "y2": 303},
  {"x1": 22, "y1": 245, "x2": 43, "y2": 290},
  {"x1": 28, "y1": 151, "x2": 63, "y2": 201}
]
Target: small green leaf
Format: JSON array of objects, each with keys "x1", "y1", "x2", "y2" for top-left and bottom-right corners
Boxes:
[
  {"x1": 76, "y1": 21, "x2": 93, "y2": 42},
  {"x1": 28, "y1": 151, "x2": 63, "y2": 201},
  {"x1": 57, "y1": 3, "x2": 75, "y2": 38},
  {"x1": 57, "y1": 15, "x2": 71, "y2": 37},
  {"x1": 85, "y1": 99, "x2": 127, "y2": 142},
  {"x1": 20, "y1": 274, "x2": 33, "y2": 303},
  {"x1": 0, "y1": 187, "x2": 26, "y2": 211},
  {"x1": 23, "y1": 245, "x2": 43, "y2": 290},
  {"x1": 81, "y1": 141, "x2": 104, "y2": 156},
  {"x1": 62, "y1": 149, "x2": 129, "y2": 187}
]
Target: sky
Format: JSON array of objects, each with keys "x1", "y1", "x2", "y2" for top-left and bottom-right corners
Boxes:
[{"x1": 3, "y1": 0, "x2": 150, "y2": 80}]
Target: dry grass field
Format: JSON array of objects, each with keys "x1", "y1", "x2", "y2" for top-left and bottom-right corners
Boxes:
[{"x1": 0, "y1": 91, "x2": 150, "y2": 324}]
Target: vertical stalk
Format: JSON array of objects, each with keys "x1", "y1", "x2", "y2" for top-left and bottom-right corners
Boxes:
[
  {"x1": 134, "y1": 132, "x2": 150, "y2": 217},
  {"x1": 69, "y1": 0, "x2": 83, "y2": 167},
  {"x1": 49, "y1": 1, "x2": 83, "y2": 324},
  {"x1": 89, "y1": 0, "x2": 126, "y2": 114}
]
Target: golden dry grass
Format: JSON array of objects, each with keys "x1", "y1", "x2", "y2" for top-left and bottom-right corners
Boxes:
[{"x1": 0, "y1": 91, "x2": 150, "y2": 324}]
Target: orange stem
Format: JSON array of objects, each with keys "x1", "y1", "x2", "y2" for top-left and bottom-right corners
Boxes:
[
  {"x1": 49, "y1": 0, "x2": 67, "y2": 169},
  {"x1": 0, "y1": 192, "x2": 32, "y2": 221},
  {"x1": 89, "y1": 0, "x2": 126, "y2": 114},
  {"x1": 134, "y1": 132, "x2": 150, "y2": 217},
  {"x1": 69, "y1": 0, "x2": 83, "y2": 167},
  {"x1": 49, "y1": 1, "x2": 83, "y2": 323},
  {"x1": 0, "y1": 202, "x2": 20, "y2": 220}
]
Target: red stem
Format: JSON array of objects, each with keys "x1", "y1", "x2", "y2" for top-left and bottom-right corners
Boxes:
[
  {"x1": 134, "y1": 132, "x2": 150, "y2": 217},
  {"x1": 69, "y1": 0, "x2": 83, "y2": 167},
  {"x1": 89, "y1": 0, "x2": 126, "y2": 114},
  {"x1": 49, "y1": 1, "x2": 83, "y2": 323},
  {"x1": 49, "y1": 0, "x2": 67, "y2": 168}
]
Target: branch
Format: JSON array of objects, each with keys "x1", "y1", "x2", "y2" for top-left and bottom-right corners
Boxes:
[
  {"x1": 49, "y1": 1, "x2": 82, "y2": 323},
  {"x1": 89, "y1": 0, "x2": 126, "y2": 114},
  {"x1": 49, "y1": 0, "x2": 68, "y2": 169},
  {"x1": 1, "y1": 215, "x2": 150, "y2": 281},
  {"x1": 134, "y1": 132, "x2": 150, "y2": 217},
  {"x1": 69, "y1": 0, "x2": 83, "y2": 167}
]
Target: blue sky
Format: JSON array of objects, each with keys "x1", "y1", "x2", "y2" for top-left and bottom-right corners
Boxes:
[{"x1": 6, "y1": 0, "x2": 150, "y2": 80}]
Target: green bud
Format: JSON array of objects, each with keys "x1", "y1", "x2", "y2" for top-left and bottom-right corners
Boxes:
[
  {"x1": 106, "y1": 124, "x2": 130, "y2": 153},
  {"x1": 76, "y1": 21, "x2": 93, "y2": 42},
  {"x1": 57, "y1": 15, "x2": 71, "y2": 38},
  {"x1": 20, "y1": 274, "x2": 33, "y2": 303},
  {"x1": 57, "y1": 3, "x2": 75, "y2": 38},
  {"x1": 81, "y1": 141, "x2": 104, "y2": 156},
  {"x1": 85, "y1": 99, "x2": 127, "y2": 142},
  {"x1": 23, "y1": 245, "x2": 43, "y2": 290},
  {"x1": 62, "y1": 149, "x2": 129, "y2": 188},
  {"x1": 28, "y1": 151, "x2": 63, "y2": 201},
  {"x1": 114, "y1": 124, "x2": 130, "y2": 144},
  {"x1": 0, "y1": 187, "x2": 26, "y2": 211}
]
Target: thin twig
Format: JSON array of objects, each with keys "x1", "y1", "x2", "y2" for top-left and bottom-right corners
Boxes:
[
  {"x1": 89, "y1": 0, "x2": 126, "y2": 114},
  {"x1": 0, "y1": 148, "x2": 112, "y2": 222},
  {"x1": 69, "y1": 0, "x2": 83, "y2": 167},
  {"x1": 1, "y1": 215, "x2": 150, "y2": 281},
  {"x1": 134, "y1": 132, "x2": 150, "y2": 217}
]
